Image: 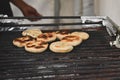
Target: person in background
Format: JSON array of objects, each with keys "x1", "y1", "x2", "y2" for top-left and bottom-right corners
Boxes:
[{"x1": 0, "y1": 0, "x2": 42, "y2": 21}]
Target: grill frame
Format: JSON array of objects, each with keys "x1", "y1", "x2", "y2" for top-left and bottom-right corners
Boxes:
[{"x1": 0, "y1": 16, "x2": 120, "y2": 80}]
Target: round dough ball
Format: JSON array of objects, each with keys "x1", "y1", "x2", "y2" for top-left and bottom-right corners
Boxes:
[
  {"x1": 61, "y1": 35, "x2": 82, "y2": 46},
  {"x1": 25, "y1": 40, "x2": 48, "y2": 53},
  {"x1": 13, "y1": 36, "x2": 32, "y2": 47},
  {"x1": 71, "y1": 32, "x2": 89, "y2": 40},
  {"x1": 22, "y1": 28, "x2": 42, "y2": 38},
  {"x1": 49, "y1": 41, "x2": 73, "y2": 53},
  {"x1": 37, "y1": 32, "x2": 56, "y2": 42}
]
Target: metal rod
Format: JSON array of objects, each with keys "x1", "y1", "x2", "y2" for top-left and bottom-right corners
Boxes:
[
  {"x1": 0, "y1": 16, "x2": 81, "y2": 19},
  {"x1": 0, "y1": 22, "x2": 103, "y2": 27}
]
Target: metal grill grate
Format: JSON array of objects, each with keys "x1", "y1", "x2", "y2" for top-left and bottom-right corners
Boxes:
[{"x1": 0, "y1": 27, "x2": 120, "y2": 80}]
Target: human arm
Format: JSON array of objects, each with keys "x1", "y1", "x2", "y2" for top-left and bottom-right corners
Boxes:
[{"x1": 10, "y1": 0, "x2": 42, "y2": 21}]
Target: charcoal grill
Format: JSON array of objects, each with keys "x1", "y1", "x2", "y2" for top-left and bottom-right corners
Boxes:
[{"x1": 0, "y1": 16, "x2": 120, "y2": 80}]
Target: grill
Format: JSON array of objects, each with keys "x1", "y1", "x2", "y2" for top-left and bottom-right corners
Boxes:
[{"x1": 0, "y1": 16, "x2": 120, "y2": 80}]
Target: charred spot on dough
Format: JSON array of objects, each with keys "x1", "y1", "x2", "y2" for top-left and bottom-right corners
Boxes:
[
  {"x1": 56, "y1": 31, "x2": 70, "y2": 35},
  {"x1": 38, "y1": 34, "x2": 48, "y2": 39},
  {"x1": 26, "y1": 44, "x2": 36, "y2": 48},
  {"x1": 62, "y1": 35, "x2": 80, "y2": 41},
  {"x1": 35, "y1": 45, "x2": 45, "y2": 49},
  {"x1": 14, "y1": 36, "x2": 33, "y2": 43},
  {"x1": 47, "y1": 33, "x2": 53, "y2": 37}
]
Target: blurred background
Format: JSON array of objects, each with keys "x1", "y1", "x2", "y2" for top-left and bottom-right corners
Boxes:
[{"x1": 10, "y1": 0, "x2": 120, "y2": 26}]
